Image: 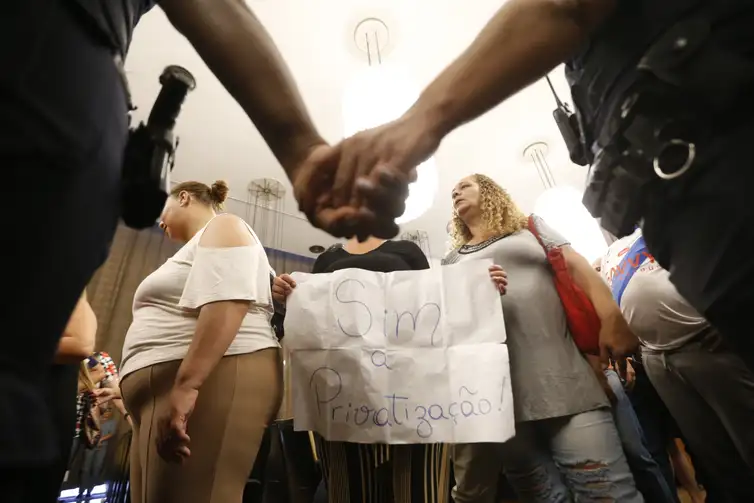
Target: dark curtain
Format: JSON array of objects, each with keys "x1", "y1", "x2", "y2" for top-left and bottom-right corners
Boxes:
[
  {"x1": 87, "y1": 224, "x2": 180, "y2": 364},
  {"x1": 265, "y1": 247, "x2": 315, "y2": 275}
]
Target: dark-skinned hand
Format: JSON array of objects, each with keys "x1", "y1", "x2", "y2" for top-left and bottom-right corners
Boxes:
[
  {"x1": 331, "y1": 112, "x2": 442, "y2": 233},
  {"x1": 292, "y1": 143, "x2": 409, "y2": 239}
]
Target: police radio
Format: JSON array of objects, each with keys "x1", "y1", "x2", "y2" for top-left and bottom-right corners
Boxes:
[
  {"x1": 121, "y1": 65, "x2": 197, "y2": 229},
  {"x1": 545, "y1": 75, "x2": 644, "y2": 237},
  {"x1": 545, "y1": 76, "x2": 589, "y2": 167}
]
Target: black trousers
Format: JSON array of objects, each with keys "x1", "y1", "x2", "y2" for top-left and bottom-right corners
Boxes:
[
  {"x1": 644, "y1": 338, "x2": 754, "y2": 503},
  {"x1": 0, "y1": 0, "x2": 127, "y2": 498},
  {"x1": 642, "y1": 119, "x2": 754, "y2": 371}
]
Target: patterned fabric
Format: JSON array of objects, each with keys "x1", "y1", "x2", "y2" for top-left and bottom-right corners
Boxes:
[
  {"x1": 75, "y1": 393, "x2": 87, "y2": 439},
  {"x1": 97, "y1": 351, "x2": 119, "y2": 384},
  {"x1": 74, "y1": 352, "x2": 121, "y2": 438},
  {"x1": 82, "y1": 393, "x2": 102, "y2": 447}
]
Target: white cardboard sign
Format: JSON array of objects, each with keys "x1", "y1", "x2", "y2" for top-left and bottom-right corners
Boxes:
[{"x1": 284, "y1": 260, "x2": 515, "y2": 444}]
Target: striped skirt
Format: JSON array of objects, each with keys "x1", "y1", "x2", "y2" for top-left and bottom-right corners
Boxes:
[{"x1": 314, "y1": 435, "x2": 451, "y2": 503}]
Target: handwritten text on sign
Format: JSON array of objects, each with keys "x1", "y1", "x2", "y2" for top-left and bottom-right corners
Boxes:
[{"x1": 284, "y1": 260, "x2": 515, "y2": 444}]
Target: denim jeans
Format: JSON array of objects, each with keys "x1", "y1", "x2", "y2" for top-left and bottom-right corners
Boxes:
[
  {"x1": 453, "y1": 408, "x2": 643, "y2": 502},
  {"x1": 605, "y1": 370, "x2": 679, "y2": 503}
]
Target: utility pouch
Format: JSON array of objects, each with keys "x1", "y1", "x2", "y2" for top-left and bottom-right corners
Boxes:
[
  {"x1": 638, "y1": 17, "x2": 754, "y2": 115},
  {"x1": 584, "y1": 146, "x2": 650, "y2": 238}
]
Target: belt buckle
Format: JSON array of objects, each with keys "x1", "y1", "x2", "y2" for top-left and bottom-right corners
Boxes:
[{"x1": 653, "y1": 139, "x2": 696, "y2": 180}]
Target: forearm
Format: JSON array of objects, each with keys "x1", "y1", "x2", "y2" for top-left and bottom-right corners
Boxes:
[
  {"x1": 55, "y1": 292, "x2": 97, "y2": 363},
  {"x1": 104, "y1": 380, "x2": 123, "y2": 399},
  {"x1": 161, "y1": 0, "x2": 323, "y2": 173},
  {"x1": 55, "y1": 336, "x2": 95, "y2": 364},
  {"x1": 564, "y1": 247, "x2": 622, "y2": 321},
  {"x1": 113, "y1": 398, "x2": 128, "y2": 417},
  {"x1": 174, "y1": 300, "x2": 249, "y2": 390},
  {"x1": 410, "y1": 0, "x2": 615, "y2": 138}
]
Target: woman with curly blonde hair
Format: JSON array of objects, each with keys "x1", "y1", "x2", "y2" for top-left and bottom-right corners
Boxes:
[{"x1": 444, "y1": 174, "x2": 642, "y2": 503}]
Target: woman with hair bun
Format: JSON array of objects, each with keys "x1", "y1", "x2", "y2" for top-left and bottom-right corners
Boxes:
[{"x1": 120, "y1": 180, "x2": 283, "y2": 503}]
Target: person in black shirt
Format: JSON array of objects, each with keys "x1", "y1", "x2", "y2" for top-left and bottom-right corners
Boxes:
[
  {"x1": 272, "y1": 237, "x2": 451, "y2": 503},
  {"x1": 311, "y1": 239, "x2": 431, "y2": 274}
]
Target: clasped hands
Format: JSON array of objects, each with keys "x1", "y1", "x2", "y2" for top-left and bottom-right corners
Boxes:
[{"x1": 291, "y1": 111, "x2": 442, "y2": 240}]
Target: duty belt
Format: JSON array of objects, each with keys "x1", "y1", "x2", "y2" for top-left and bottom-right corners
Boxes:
[
  {"x1": 597, "y1": 17, "x2": 754, "y2": 175},
  {"x1": 583, "y1": 8, "x2": 754, "y2": 237}
]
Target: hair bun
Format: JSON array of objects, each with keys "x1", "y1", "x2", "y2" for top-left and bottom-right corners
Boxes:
[{"x1": 209, "y1": 180, "x2": 229, "y2": 205}]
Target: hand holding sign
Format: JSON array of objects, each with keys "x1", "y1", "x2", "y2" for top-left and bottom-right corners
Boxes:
[
  {"x1": 488, "y1": 264, "x2": 508, "y2": 295},
  {"x1": 272, "y1": 274, "x2": 296, "y2": 305},
  {"x1": 284, "y1": 260, "x2": 515, "y2": 444}
]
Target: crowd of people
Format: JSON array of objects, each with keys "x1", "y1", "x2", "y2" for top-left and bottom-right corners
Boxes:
[
  {"x1": 5, "y1": 0, "x2": 754, "y2": 502},
  {"x1": 67, "y1": 352, "x2": 130, "y2": 502},
  {"x1": 49, "y1": 174, "x2": 753, "y2": 503}
]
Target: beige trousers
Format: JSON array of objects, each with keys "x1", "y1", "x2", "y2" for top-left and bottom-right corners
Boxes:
[{"x1": 121, "y1": 349, "x2": 283, "y2": 503}]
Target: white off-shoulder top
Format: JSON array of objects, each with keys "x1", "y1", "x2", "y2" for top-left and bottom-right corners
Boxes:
[{"x1": 120, "y1": 216, "x2": 279, "y2": 378}]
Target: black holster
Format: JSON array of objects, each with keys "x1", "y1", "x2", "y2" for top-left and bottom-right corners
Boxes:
[{"x1": 583, "y1": 8, "x2": 754, "y2": 237}]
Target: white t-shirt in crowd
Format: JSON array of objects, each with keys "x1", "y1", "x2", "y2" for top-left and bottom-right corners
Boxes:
[
  {"x1": 120, "y1": 216, "x2": 280, "y2": 378},
  {"x1": 600, "y1": 228, "x2": 709, "y2": 351}
]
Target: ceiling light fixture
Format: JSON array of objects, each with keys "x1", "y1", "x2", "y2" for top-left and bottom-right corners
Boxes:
[
  {"x1": 341, "y1": 17, "x2": 437, "y2": 225},
  {"x1": 523, "y1": 142, "x2": 556, "y2": 189},
  {"x1": 308, "y1": 245, "x2": 325, "y2": 254},
  {"x1": 246, "y1": 178, "x2": 286, "y2": 250},
  {"x1": 525, "y1": 141, "x2": 607, "y2": 263}
]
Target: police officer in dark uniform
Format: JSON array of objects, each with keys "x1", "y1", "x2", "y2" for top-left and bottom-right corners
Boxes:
[
  {"x1": 316, "y1": 0, "x2": 754, "y2": 377},
  {"x1": 311, "y1": 0, "x2": 754, "y2": 497},
  {"x1": 565, "y1": 0, "x2": 754, "y2": 373},
  {"x1": 0, "y1": 0, "x2": 353, "y2": 500}
]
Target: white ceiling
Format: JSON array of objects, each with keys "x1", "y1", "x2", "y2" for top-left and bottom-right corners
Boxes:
[{"x1": 126, "y1": 0, "x2": 589, "y2": 260}]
